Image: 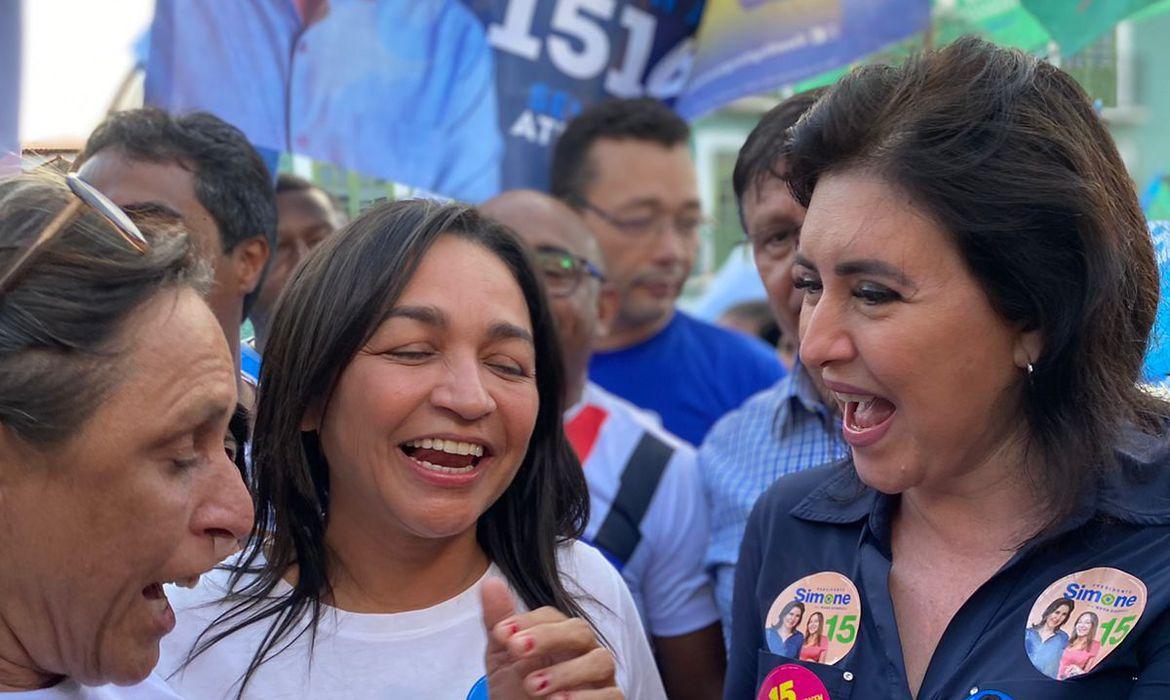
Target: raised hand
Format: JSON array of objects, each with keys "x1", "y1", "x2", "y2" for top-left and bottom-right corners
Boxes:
[{"x1": 481, "y1": 577, "x2": 623, "y2": 699}]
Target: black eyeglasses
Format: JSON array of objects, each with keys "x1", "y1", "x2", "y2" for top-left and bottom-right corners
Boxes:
[
  {"x1": 533, "y1": 246, "x2": 605, "y2": 298},
  {"x1": 574, "y1": 198, "x2": 713, "y2": 241},
  {"x1": 0, "y1": 174, "x2": 150, "y2": 295}
]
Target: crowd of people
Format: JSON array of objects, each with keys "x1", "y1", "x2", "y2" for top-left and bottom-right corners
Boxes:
[{"x1": 2, "y1": 36, "x2": 1170, "y2": 700}]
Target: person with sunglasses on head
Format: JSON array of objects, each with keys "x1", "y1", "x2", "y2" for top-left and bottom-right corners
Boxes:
[
  {"x1": 550, "y1": 99, "x2": 784, "y2": 448},
  {"x1": 0, "y1": 172, "x2": 253, "y2": 697},
  {"x1": 73, "y1": 108, "x2": 275, "y2": 409},
  {"x1": 483, "y1": 190, "x2": 725, "y2": 699},
  {"x1": 155, "y1": 199, "x2": 658, "y2": 699}
]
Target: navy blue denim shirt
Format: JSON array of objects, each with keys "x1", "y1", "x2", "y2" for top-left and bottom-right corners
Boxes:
[{"x1": 726, "y1": 434, "x2": 1170, "y2": 700}]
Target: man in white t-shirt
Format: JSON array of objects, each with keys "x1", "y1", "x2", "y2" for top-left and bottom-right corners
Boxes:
[{"x1": 482, "y1": 191, "x2": 725, "y2": 698}]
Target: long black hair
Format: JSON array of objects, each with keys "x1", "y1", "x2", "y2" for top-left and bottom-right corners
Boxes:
[{"x1": 185, "y1": 199, "x2": 591, "y2": 696}]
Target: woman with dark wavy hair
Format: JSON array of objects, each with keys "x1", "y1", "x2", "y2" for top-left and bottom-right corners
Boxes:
[
  {"x1": 727, "y1": 37, "x2": 1170, "y2": 699},
  {"x1": 157, "y1": 199, "x2": 661, "y2": 698}
]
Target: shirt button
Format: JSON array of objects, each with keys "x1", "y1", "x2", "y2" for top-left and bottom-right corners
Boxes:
[
  {"x1": 969, "y1": 689, "x2": 980, "y2": 696},
  {"x1": 843, "y1": 671, "x2": 854, "y2": 682},
  {"x1": 295, "y1": 135, "x2": 309, "y2": 149},
  {"x1": 298, "y1": 42, "x2": 309, "y2": 54}
]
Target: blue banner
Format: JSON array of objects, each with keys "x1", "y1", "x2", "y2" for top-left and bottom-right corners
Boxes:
[
  {"x1": 676, "y1": 0, "x2": 930, "y2": 119},
  {"x1": 462, "y1": 0, "x2": 704, "y2": 193},
  {"x1": 143, "y1": 0, "x2": 927, "y2": 201},
  {"x1": 0, "y1": 0, "x2": 20, "y2": 174}
]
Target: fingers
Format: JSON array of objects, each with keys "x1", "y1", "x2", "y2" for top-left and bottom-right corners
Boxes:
[
  {"x1": 504, "y1": 615, "x2": 599, "y2": 661},
  {"x1": 485, "y1": 605, "x2": 621, "y2": 700},
  {"x1": 482, "y1": 578, "x2": 524, "y2": 674},
  {"x1": 522, "y1": 647, "x2": 617, "y2": 697},
  {"x1": 489, "y1": 605, "x2": 570, "y2": 649},
  {"x1": 484, "y1": 575, "x2": 521, "y2": 646}
]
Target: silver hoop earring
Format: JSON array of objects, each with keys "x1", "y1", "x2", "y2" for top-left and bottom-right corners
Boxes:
[{"x1": 1026, "y1": 362, "x2": 1034, "y2": 375}]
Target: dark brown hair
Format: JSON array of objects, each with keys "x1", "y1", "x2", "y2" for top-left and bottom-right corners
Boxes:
[
  {"x1": 77, "y1": 108, "x2": 276, "y2": 316},
  {"x1": 0, "y1": 173, "x2": 204, "y2": 445},
  {"x1": 186, "y1": 199, "x2": 593, "y2": 696},
  {"x1": 786, "y1": 37, "x2": 1167, "y2": 527},
  {"x1": 732, "y1": 88, "x2": 824, "y2": 228},
  {"x1": 1031, "y1": 597, "x2": 1075, "y2": 631},
  {"x1": 550, "y1": 97, "x2": 691, "y2": 204}
]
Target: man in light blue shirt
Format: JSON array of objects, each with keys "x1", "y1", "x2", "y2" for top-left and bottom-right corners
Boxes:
[
  {"x1": 698, "y1": 90, "x2": 849, "y2": 643},
  {"x1": 145, "y1": 0, "x2": 503, "y2": 203}
]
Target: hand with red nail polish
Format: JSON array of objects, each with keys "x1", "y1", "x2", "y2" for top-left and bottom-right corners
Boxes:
[{"x1": 481, "y1": 577, "x2": 622, "y2": 699}]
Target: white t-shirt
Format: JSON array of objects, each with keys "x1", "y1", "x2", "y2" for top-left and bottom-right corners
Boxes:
[
  {"x1": 565, "y1": 382, "x2": 720, "y2": 639},
  {"x1": 156, "y1": 541, "x2": 665, "y2": 699},
  {"x1": 6, "y1": 674, "x2": 179, "y2": 699}
]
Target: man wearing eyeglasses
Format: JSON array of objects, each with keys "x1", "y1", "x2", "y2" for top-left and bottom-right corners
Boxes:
[
  {"x1": 482, "y1": 190, "x2": 726, "y2": 700},
  {"x1": 74, "y1": 108, "x2": 275, "y2": 409},
  {"x1": 551, "y1": 98, "x2": 784, "y2": 447}
]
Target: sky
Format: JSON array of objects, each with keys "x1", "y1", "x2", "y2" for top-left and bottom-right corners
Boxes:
[{"x1": 19, "y1": 0, "x2": 153, "y2": 147}]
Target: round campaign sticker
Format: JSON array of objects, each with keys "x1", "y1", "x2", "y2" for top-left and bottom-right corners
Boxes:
[
  {"x1": 764, "y1": 571, "x2": 861, "y2": 665},
  {"x1": 1023, "y1": 566, "x2": 1147, "y2": 680},
  {"x1": 757, "y1": 663, "x2": 831, "y2": 700}
]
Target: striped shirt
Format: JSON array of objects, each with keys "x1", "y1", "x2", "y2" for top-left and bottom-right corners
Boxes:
[
  {"x1": 697, "y1": 360, "x2": 848, "y2": 643},
  {"x1": 566, "y1": 382, "x2": 719, "y2": 638}
]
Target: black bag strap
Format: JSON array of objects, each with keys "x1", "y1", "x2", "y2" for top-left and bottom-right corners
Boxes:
[{"x1": 590, "y1": 431, "x2": 673, "y2": 570}]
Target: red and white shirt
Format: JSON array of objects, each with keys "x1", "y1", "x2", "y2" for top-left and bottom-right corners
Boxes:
[{"x1": 565, "y1": 382, "x2": 719, "y2": 639}]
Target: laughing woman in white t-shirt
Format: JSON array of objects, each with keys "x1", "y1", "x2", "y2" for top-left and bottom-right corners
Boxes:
[{"x1": 156, "y1": 200, "x2": 664, "y2": 699}]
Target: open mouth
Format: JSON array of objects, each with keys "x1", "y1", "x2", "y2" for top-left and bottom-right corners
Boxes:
[
  {"x1": 142, "y1": 575, "x2": 199, "y2": 599},
  {"x1": 834, "y1": 392, "x2": 897, "y2": 447},
  {"x1": 840, "y1": 395, "x2": 896, "y2": 430},
  {"x1": 140, "y1": 575, "x2": 201, "y2": 633},
  {"x1": 401, "y1": 438, "x2": 490, "y2": 474},
  {"x1": 141, "y1": 574, "x2": 200, "y2": 602}
]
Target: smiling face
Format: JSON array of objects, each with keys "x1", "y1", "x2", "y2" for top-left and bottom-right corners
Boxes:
[
  {"x1": 783, "y1": 606, "x2": 803, "y2": 632},
  {"x1": 1075, "y1": 613, "x2": 1095, "y2": 637},
  {"x1": 1047, "y1": 603, "x2": 1073, "y2": 631},
  {"x1": 795, "y1": 171, "x2": 1038, "y2": 495},
  {"x1": 0, "y1": 288, "x2": 253, "y2": 686},
  {"x1": 316, "y1": 235, "x2": 539, "y2": 550},
  {"x1": 806, "y1": 613, "x2": 822, "y2": 636}
]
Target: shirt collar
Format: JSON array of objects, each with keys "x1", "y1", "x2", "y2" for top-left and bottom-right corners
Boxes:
[
  {"x1": 789, "y1": 459, "x2": 876, "y2": 525},
  {"x1": 774, "y1": 360, "x2": 840, "y2": 441},
  {"x1": 1096, "y1": 427, "x2": 1170, "y2": 525},
  {"x1": 788, "y1": 428, "x2": 1170, "y2": 530},
  {"x1": 788, "y1": 359, "x2": 830, "y2": 416}
]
